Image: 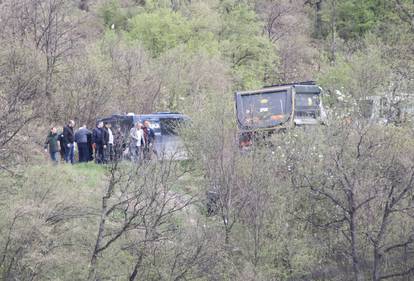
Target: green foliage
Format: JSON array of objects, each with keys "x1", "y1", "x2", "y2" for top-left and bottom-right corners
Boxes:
[
  {"x1": 184, "y1": 2, "x2": 221, "y2": 54},
  {"x1": 99, "y1": 0, "x2": 128, "y2": 29},
  {"x1": 127, "y1": 9, "x2": 192, "y2": 57},
  {"x1": 318, "y1": 38, "x2": 390, "y2": 112},
  {"x1": 218, "y1": 4, "x2": 278, "y2": 89},
  {"x1": 117, "y1": 1, "x2": 278, "y2": 87},
  {"x1": 316, "y1": 0, "x2": 414, "y2": 41},
  {"x1": 336, "y1": 0, "x2": 377, "y2": 40}
]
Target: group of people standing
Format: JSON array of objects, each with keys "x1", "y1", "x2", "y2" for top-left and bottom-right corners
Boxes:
[
  {"x1": 129, "y1": 120, "x2": 155, "y2": 163},
  {"x1": 44, "y1": 119, "x2": 156, "y2": 164}
]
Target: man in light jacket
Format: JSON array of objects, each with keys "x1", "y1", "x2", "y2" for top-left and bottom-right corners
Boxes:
[
  {"x1": 104, "y1": 122, "x2": 114, "y2": 162},
  {"x1": 129, "y1": 122, "x2": 144, "y2": 163}
]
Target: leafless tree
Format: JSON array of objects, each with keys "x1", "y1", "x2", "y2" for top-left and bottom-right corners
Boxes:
[
  {"x1": 106, "y1": 42, "x2": 162, "y2": 114},
  {"x1": 0, "y1": 169, "x2": 97, "y2": 281},
  {"x1": 0, "y1": 0, "x2": 84, "y2": 168},
  {"x1": 290, "y1": 121, "x2": 414, "y2": 281},
  {"x1": 256, "y1": 0, "x2": 319, "y2": 82},
  {"x1": 237, "y1": 148, "x2": 281, "y2": 269},
  {"x1": 59, "y1": 56, "x2": 113, "y2": 126},
  {"x1": 256, "y1": 0, "x2": 294, "y2": 43},
  {"x1": 1, "y1": 0, "x2": 81, "y2": 119},
  {"x1": 0, "y1": 44, "x2": 43, "y2": 169},
  {"x1": 88, "y1": 158, "x2": 195, "y2": 281}
]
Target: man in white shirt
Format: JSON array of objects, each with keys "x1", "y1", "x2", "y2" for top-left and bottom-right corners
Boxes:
[
  {"x1": 105, "y1": 123, "x2": 114, "y2": 162},
  {"x1": 129, "y1": 122, "x2": 144, "y2": 163}
]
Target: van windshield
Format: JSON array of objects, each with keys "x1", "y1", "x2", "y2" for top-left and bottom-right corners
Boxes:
[{"x1": 237, "y1": 90, "x2": 291, "y2": 129}]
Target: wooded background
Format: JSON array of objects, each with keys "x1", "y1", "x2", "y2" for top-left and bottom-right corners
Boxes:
[{"x1": 0, "y1": 0, "x2": 413, "y2": 280}]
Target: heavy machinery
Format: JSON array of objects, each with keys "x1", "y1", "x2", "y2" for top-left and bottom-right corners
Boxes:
[{"x1": 235, "y1": 81, "x2": 325, "y2": 148}]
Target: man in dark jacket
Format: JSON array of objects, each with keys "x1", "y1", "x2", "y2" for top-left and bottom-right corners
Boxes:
[
  {"x1": 142, "y1": 120, "x2": 156, "y2": 160},
  {"x1": 92, "y1": 121, "x2": 105, "y2": 164},
  {"x1": 57, "y1": 131, "x2": 66, "y2": 161},
  {"x1": 113, "y1": 127, "x2": 126, "y2": 162},
  {"x1": 87, "y1": 131, "x2": 94, "y2": 161},
  {"x1": 63, "y1": 120, "x2": 75, "y2": 164},
  {"x1": 75, "y1": 125, "x2": 91, "y2": 163},
  {"x1": 44, "y1": 127, "x2": 60, "y2": 164}
]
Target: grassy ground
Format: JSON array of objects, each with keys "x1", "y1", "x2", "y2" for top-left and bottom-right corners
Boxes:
[
  {"x1": 68, "y1": 162, "x2": 107, "y2": 188},
  {"x1": 0, "y1": 160, "x2": 219, "y2": 280},
  {"x1": 0, "y1": 159, "x2": 206, "y2": 219}
]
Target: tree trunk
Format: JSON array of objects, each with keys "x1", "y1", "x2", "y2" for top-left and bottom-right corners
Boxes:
[
  {"x1": 349, "y1": 211, "x2": 362, "y2": 281},
  {"x1": 88, "y1": 179, "x2": 115, "y2": 280},
  {"x1": 315, "y1": 0, "x2": 323, "y2": 38},
  {"x1": 373, "y1": 246, "x2": 381, "y2": 281},
  {"x1": 372, "y1": 206, "x2": 391, "y2": 281},
  {"x1": 129, "y1": 252, "x2": 145, "y2": 281},
  {"x1": 225, "y1": 225, "x2": 231, "y2": 245},
  {"x1": 87, "y1": 204, "x2": 108, "y2": 281},
  {"x1": 330, "y1": 0, "x2": 337, "y2": 62}
]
